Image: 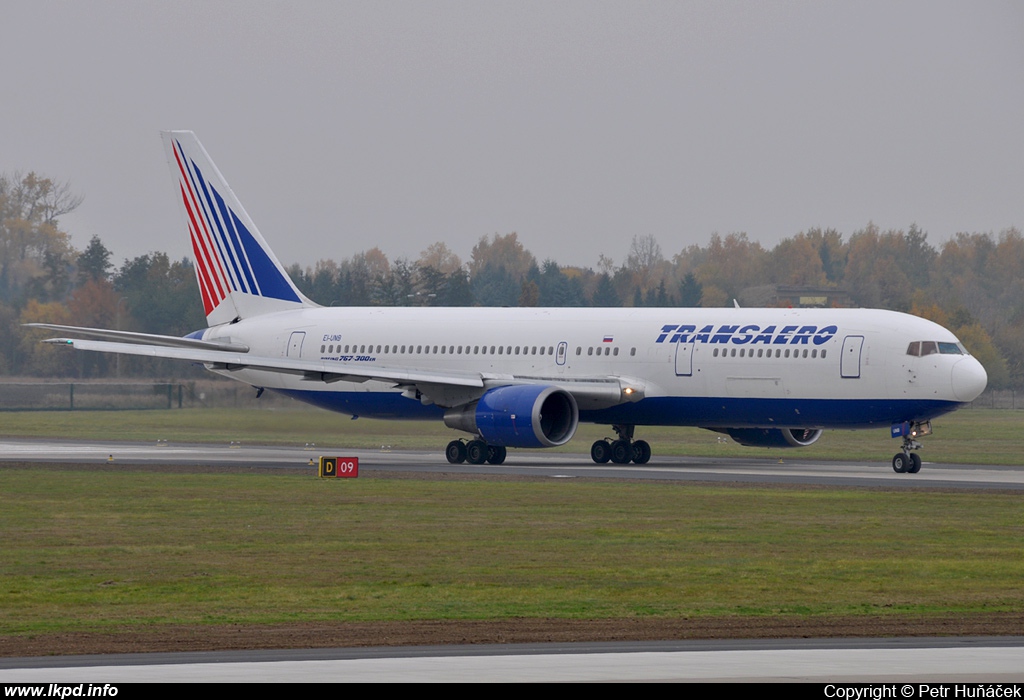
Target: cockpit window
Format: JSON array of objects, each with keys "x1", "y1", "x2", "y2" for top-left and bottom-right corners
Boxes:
[{"x1": 907, "y1": 340, "x2": 964, "y2": 357}]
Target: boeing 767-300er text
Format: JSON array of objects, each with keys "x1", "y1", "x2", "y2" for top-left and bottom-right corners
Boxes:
[{"x1": 29, "y1": 131, "x2": 988, "y2": 473}]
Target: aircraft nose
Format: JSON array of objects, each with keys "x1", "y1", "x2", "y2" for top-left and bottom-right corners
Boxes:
[{"x1": 951, "y1": 356, "x2": 988, "y2": 401}]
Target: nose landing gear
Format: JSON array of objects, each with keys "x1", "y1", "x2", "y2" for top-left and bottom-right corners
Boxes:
[{"x1": 891, "y1": 421, "x2": 930, "y2": 474}]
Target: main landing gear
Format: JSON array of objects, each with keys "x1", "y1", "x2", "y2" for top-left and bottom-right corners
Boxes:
[
  {"x1": 446, "y1": 439, "x2": 507, "y2": 465},
  {"x1": 891, "y1": 421, "x2": 930, "y2": 474},
  {"x1": 590, "y1": 424, "x2": 651, "y2": 465}
]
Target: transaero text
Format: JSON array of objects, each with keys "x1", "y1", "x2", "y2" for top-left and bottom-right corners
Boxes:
[{"x1": 656, "y1": 324, "x2": 838, "y2": 345}]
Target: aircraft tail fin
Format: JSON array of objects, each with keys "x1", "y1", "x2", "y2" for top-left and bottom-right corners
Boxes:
[{"x1": 161, "y1": 131, "x2": 317, "y2": 326}]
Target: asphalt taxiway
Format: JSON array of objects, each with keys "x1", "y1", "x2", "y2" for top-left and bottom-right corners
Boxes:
[{"x1": 2, "y1": 638, "x2": 1024, "y2": 682}]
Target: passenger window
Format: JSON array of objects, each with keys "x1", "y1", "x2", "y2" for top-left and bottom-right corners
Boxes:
[
  {"x1": 630, "y1": 347, "x2": 636, "y2": 356},
  {"x1": 713, "y1": 348, "x2": 719, "y2": 357},
  {"x1": 613, "y1": 347, "x2": 619, "y2": 356},
  {"x1": 588, "y1": 347, "x2": 593, "y2": 356}
]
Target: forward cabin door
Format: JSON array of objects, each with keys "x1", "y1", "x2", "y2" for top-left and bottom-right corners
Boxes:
[{"x1": 840, "y1": 335, "x2": 864, "y2": 378}]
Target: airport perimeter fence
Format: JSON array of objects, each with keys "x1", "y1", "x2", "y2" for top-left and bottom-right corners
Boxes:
[
  {"x1": 0, "y1": 380, "x2": 302, "y2": 411},
  {"x1": 0, "y1": 381, "x2": 1020, "y2": 411},
  {"x1": 966, "y1": 389, "x2": 1023, "y2": 409}
]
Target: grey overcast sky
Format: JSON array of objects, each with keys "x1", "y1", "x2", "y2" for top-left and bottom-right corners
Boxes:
[{"x1": 2, "y1": 1, "x2": 1022, "y2": 269}]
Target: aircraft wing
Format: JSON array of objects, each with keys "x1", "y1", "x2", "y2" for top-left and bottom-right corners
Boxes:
[{"x1": 34, "y1": 330, "x2": 644, "y2": 409}]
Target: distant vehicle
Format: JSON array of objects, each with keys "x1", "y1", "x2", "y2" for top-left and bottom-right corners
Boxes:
[{"x1": 31, "y1": 132, "x2": 988, "y2": 473}]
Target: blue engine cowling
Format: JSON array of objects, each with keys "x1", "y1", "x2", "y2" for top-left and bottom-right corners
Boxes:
[
  {"x1": 723, "y1": 428, "x2": 823, "y2": 448},
  {"x1": 443, "y1": 385, "x2": 579, "y2": 448}
]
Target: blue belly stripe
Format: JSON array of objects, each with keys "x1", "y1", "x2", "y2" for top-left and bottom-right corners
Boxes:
[{"x1": 275, "y1": 389, "x2": 963, "y2": 430}]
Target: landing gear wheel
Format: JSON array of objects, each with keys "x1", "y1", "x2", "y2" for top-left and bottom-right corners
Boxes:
[
  {"x1": 908, "y1": 452, "x2": 922, "y2": 474},
  {"x1": 632, "y1": 440, "x2": 652, "y2": 465},
  {"x1": 487, "y1": 445, "x2": 507, "y2": 465},
  {"x1": 591, "y1": 440, "x2": 611, "y2": 464},
  {"x1": 466, "y1": 440, "x2": 489, "y2": 465},
  {"x1": 445, "y1": 440, "x2": 467, "y2": 464},
  {"x1": 610, "y1": 439, "x2": 633, "y2": 464},
  {"x1": 892, "y1": 453, "x2": 909, "y2": 473}
]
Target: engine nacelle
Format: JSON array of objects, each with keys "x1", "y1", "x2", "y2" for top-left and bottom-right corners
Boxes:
[
  {"x1": 443, "y1": 385, "x2": 579, "y2": 448},
  {"x1": 723, "y1": 428, "x2": 823, "y2": 448}
]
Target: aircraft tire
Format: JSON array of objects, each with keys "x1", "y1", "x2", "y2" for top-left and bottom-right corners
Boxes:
[
  {"x1": 632, "y1": 440, "x2": 652, "y2": 464},
  {"x1": 487, "y1": 445, "x2": 507, "y2": 465},
  {"x1": 908, "y1": 452, "x2": 922, "y2": 473},
  {"x1": 446, "y1": 440, "x2": 467, "y2": 464},
  {"x1": 610, "y1": 440, "x2": 632, "y2": 464},
  {"x1": 892, "y1": 453, "x2": 909, "y2": 473},
  {"x1": 591, "y1": 440, "x2": 611, "y2": 464},
  {"x1": 466, "y1": 440, "x2": 489, "y2": 465}
]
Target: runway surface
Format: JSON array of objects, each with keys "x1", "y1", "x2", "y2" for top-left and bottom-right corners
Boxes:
[
  {"x1": 2, "y1": 437, "x2": 1023, "y2": 490},
  {"x1": 3, "y1": 638, "x2": 1024, "y2": 682},
  {"x1": 3, "y1": 438, "x2": 1022, "y2": 681}
]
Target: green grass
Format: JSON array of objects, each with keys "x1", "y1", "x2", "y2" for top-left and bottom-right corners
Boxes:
[
  {"x1": 0, "y1": 406, "x2": 1022, "y2": 464},
  {"x1": 1, "y1": 467, "x2": 1022, "y2": 634}
]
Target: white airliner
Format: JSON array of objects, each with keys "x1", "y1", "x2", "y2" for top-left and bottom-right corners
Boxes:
[{"x1": 31, "y1": 131, "x2": 988, "y2": 473}]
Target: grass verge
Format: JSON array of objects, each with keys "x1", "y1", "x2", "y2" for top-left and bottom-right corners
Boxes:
[{"x1": 1, "y1": 466, "x2": 1022, "y2": 636}]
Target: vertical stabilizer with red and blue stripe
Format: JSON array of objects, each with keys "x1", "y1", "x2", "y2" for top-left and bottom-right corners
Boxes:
[{"x1": 161, "y1": 131, "x2": 316, "y2": 326}]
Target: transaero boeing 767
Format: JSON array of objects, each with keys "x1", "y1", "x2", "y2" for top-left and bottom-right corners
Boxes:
[{"x1": 30, "y1": 132, "x2": 988, "y2": 473}]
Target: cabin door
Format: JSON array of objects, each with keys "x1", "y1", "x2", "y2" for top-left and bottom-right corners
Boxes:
[
  {"x1": 287, "y1": 331, "x2": 306, "y2": 358},
  {"x1": 840, "y1": 335, "x2": 864, "y2": 378},
  {"x1": 674, "y1": 341, "x2": 693, "y2": 377}
]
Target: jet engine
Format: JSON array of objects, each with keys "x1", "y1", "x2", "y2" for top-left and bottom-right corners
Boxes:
[
  {"x1": 443, "y1": 385, "x2": 579, "y2": 448},
  {"x1": 722, "y1": 427, "x2": 823, "y2": 448}
]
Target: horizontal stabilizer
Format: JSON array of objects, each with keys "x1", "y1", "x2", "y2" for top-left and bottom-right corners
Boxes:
[{"x1": 24, "y1": 324, "x2": 249, "y2": 352}]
